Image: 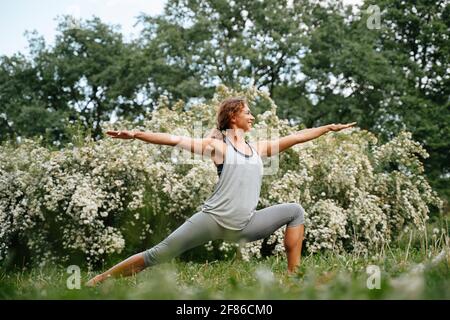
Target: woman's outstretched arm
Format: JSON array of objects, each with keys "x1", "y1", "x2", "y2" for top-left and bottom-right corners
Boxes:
[
  {"x1": 255, "y1": 122, "x2": 356, "y2": 157},
  {"x1": 105, "y1": 130, "x2": 219, "y2": 158}
]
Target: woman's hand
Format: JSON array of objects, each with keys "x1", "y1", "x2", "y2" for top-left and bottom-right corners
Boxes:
[
  {"x1": 105, "y1": 130, "x2": 135, "y2": 139},
  {"x1": 327, "y1": 122, "x2": 357, "y2": 132}
]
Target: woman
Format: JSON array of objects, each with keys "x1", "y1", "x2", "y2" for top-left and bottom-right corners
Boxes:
[{"x1": 86, "y1": 97, "x2": 355, "y2": 286}]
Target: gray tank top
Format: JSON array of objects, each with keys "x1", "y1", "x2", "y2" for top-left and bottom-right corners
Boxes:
[{"x1": 201, "y1": 135, "x2": 264, "y2": 230}]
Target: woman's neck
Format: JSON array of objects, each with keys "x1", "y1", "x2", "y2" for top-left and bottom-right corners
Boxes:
[{"x1": 225, "y1": 128, "x2": 246, "y2": 144}]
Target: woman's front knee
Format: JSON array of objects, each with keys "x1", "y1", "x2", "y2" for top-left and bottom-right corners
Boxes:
[{"x1": 288, "y1": 203, "x2": 305, "y2": 226}]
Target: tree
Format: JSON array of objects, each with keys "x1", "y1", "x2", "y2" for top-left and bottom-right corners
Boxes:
[
  {"x1": 293, "y1": 0, "x2": 449, "y2": 200},
  {"x1": 0, "y1": 16, "x2": 142, "y2": 144},
  {"x1": 375, "y1": 0, "x2": 450, "y2": 200},
  {"x1": 138, "y1": 0, "x2": 309, "y2": 116},
  {"x1": 51, "y1": 16, "x2": 142, "y2": 139},
  {"x1": 0, "y1": 35, "x2": 74, "y2": 145}
]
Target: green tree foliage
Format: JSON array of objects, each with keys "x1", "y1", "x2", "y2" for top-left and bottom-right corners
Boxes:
[
  {"x1": 51, "y1": 16, "x2": 144, "y2": 139},
  {"x1": 0, "y1": 36, "x2": 73, "y2": 145},
  {"x1": 376, "y1": 0, "x2": 450, "y2": 199},
  {"x1": 0, "y1": 0, "x2": 448, "y2": 199},
  {"x1": 133, "y1": 0, "x2": 450, "y2": 200},
  {"x1": 138, "y1": 0, "x2": 308, "y2": 116},
  {"x1": 0, "y1": 16, "x2": 141, "y2": 143},
  {"x1": 281, "y1": 0, "x2": 449, "y2": 199}
]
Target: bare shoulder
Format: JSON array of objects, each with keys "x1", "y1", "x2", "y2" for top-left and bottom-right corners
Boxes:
[
  {"x1": 209, "y1": 137, "x2": 227, "y2": 155},
  {"x1": 251, "y1": 140, "x2": 266, "y2": 156},
  {"x1": 208, "y1": 138, "x2": 227, "y2": 165}
]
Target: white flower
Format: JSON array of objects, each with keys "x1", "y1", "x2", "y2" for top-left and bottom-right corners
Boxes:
[{"x1": 0, "y1": 87, "x2": 442, "y2": 267}]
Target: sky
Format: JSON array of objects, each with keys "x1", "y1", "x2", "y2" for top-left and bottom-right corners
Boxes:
[
  {"x1": 0, "y1": 0, "x2": 363, "y2": 56},
  {"x1": 0, "y1": 0, "x2": 167, "y2": 56}
]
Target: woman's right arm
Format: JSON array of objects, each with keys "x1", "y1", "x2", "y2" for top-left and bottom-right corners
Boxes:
[{"x1": 105, "y1": 130, "x2": 219, "y2": 157}]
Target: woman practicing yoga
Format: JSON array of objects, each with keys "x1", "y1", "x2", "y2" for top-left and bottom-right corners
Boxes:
[{"x1": 86, "y1": 97, "x2": 356, "y2": 286}]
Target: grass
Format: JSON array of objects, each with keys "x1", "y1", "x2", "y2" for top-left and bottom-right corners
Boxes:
[{"x1": 1, "y1": 219, "x2": 449, "y2": 300}]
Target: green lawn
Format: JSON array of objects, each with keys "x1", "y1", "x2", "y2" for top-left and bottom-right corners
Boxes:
[{"x1": 1, "y1": 238, "x2": 448, "y2": 300}]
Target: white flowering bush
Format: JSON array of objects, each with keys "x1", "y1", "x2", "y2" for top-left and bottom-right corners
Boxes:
[
  {"x1": 242, "y1": 129, "x2": 443, "y2": 259},
  {"x1": 0, "y1": 85, "x2": 443, "y2": 268}
]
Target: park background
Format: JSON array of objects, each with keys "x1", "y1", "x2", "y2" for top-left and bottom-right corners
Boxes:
[{"x1": 0, "y1": 0, "x2": 449, "y2": 299}]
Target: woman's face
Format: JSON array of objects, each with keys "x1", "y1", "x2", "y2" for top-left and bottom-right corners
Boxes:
[{"x1": 232, "y1": 103, "x2": 255, "y2": 132}]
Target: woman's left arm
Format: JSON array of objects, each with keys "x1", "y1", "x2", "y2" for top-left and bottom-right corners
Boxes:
[{"x1": 255, "y1": 122, "x2": 356, "y2": 157}]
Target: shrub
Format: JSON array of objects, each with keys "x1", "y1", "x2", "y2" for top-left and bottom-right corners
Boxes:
[{"x1": 0, "y1": 85, "x2": 443, "y2": 268}]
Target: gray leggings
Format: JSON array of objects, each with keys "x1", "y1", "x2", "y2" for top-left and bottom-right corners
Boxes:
[{"x1": 143, "y1": 202, "x2": 305, "y2": 267}]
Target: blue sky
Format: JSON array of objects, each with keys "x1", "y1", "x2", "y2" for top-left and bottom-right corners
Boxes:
[
  {"x1": 0, "y1": 0, "x2": 362, "y2": 56},
  {"x1": 0, "y1": 0, "x2": 167, "y2": 56}
]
